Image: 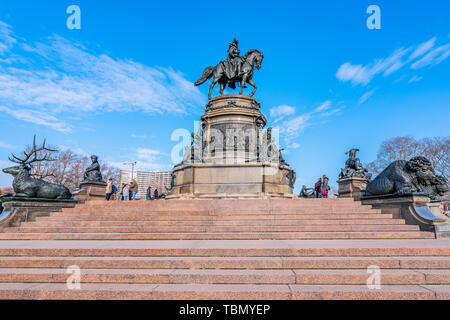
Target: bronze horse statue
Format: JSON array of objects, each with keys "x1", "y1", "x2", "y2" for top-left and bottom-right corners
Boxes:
[{"x1": 194, "y1": 49, "x2": 264, "y2": 99}]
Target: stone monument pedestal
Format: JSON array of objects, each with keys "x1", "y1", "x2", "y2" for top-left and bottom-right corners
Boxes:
[
  {"x1": 168, "y1": 94, "x2": 295, "y2": 199},
  {"x1": 361, "y1": 193, "x2": 449, "y2": 238},
  {"x1": 337, "y1": 177, "x2": 369, "y2": 200},
  {"x1": 73, "y1": 181, "x2": 107, "y2": 203},
  {"x1": 168, "y1": 162, "x2": 295, "y2": 199},
  {"x1": 0, "y1": 197, "x2": 77, "y2": 232}
]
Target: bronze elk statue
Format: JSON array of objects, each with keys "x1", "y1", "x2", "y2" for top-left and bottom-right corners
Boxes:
[{"x1": 1, "y1": 136, "x2": 72, "y2": 200}]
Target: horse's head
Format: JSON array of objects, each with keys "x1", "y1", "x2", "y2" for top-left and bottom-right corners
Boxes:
[
  {"x1": 255, "y1": 51, "x2": 263, "y2": 70},
  {"x1": 244, "y1": 50, "x2": 264, "y2": 70}
]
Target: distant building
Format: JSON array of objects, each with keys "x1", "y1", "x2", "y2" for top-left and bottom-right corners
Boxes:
[{"x1": 119, "y1": 170, "x2": 172, "y2": 199}]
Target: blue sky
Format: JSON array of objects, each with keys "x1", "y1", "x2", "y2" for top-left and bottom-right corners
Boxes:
[{"x1": 0, "y1": 0, "x2": 449, "y2": 192}]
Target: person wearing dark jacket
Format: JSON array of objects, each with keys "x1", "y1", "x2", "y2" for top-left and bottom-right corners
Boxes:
[
  {"x1": 154, "y1": 189, "x2": 159, "y2": 199},
  {"x1": 146, "y1": 186, "x2": 152, "y2": 200},
  {"x1": 314, "y1": 178, "x2": 322, "y2": 198},
  {"x1": 130, "y1": 179, "x2": 138, "y2": 200}
]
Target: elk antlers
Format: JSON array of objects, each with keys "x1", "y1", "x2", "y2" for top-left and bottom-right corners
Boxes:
[{"x1": 8, "y1": 135, "x2": 57, "y2": 166}]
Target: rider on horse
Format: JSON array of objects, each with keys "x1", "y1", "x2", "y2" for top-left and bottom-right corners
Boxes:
[
  {"x1": 224, "y1": 39, "x2": 245, "y2": 88},
  {"x1": 226, "y1": 39, "x2": 244, "y2": 80},
  {"x1": 194, "y1": 39, "x2": 263, "y2": 99}
]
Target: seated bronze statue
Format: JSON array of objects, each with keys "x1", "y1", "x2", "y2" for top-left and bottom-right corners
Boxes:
[
  {"x1": 83, "y1": 155, "x2": 103, "y2": 182},
  {"x1": 339, "y1": 148, "x2": 372, "y2": 181}
]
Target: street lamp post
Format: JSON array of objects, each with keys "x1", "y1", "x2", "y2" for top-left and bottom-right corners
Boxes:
[{"x1": 123, "y1": 161, "x2": 137, "y2": 179}]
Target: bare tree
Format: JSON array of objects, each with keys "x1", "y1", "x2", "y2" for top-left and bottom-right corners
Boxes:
[
  {"x1": 421, "y1": 137, "x2": 449, "y2": 182},
  {"x1": 25, "y1": 145, "x2": 120, "y2": 192},
  {"x1": 26, "y1": 143, "x2": 58, "y2": 180},
  {"x1": 69, "y1": 155, "x2": 90, "y2": 191},
  {"x1": 101, "y1": 162, "x2": 120, "y2": 185}
]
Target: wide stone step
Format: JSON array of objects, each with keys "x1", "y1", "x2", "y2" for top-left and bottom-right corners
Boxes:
[
  {"x1": 1, "y1": 256, "x2": 449, "y2": 269},
  {"x1": 0, "y1": 231, "x2": 435, "y2": 240},
  {"x1": 57, "y1": 208, "x2": 382, "y2": 215},
  {"x1": 36, "y1": 214, "x2": 396, "y2": 221},
  {"x1": 75, "y1": 199, "x2": 361, "y2": 208},
  {"x1": 4, "y1": 225, "x2": 420, "y2": 233},
  {"x1": 23, "y1": 218, "x2": 409, "y2": 227},
  {"x1": 0, "y1": 268, "x2": 447, "y2": 285},
  {"x1": 0, "y1": 283, "x2": 447, "y2": 299},
  {"x1": 2, "y1": 240, "x2": 448, "y2": 257}
]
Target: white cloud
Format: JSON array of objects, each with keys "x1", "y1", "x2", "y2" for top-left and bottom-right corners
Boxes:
[
  {"x1": 110, "y1": 153, "x2": 171, "y2": 171},
  {"x1": 269, "y1": 105, "x2": 295, "y2": 122},
  {"x1": 108, "y1": 147, "x2": 171, "y2": 172},
  {"x1": 287, "y1": 142, "x2": 300, "y2": 149},
  {"x1": 313, "y1": 100, "x2": 331, "y2": 113},
  {"x1": 0, "y1": 105, "x2": 71, "y2": 133},
  {"x1": 358, "y1": 89, "x2": 375, "y2": 104},
  {"x1": 137, "y1": 148, "x2": 165, "y2": 159},
  {"x1": 407, "y1": 37, "x2": 436, "y2": 62},
  {"x1": 59, "y1": 145, "x2": 90, "y2": 157},
  {"x1": 279, "y1": 114, "x2": 311, "y2": 141},
  {"x1": 408, "y1": 75, "x2": 422, "y2": 83},
  {"x1": 0, "y1": 21, "x2": 16, "y2": 55},
  {"x1": 410, "y1": 43, "x2": 450, "y2": 69},
  {"x1": 336, "y1": 48, "x2": 410, "y2": 85},
  {"x1": 276, "y1": 101, "x2": 339, "y2": 143},
  {"x1": 0, "y1": 21, "x2": 206, "y2": 132},
  {"x1": 131, "y1": 134, "x2": 147, "y2": 139},
  {"x1": 337, "y1": 37, "x2": 450, "y2": 86},
  {"x1": 336, "y1": 63, "x2": 371, "y2": 85},
  {"x1": 0, "y1": 140, "x2": 14, "y2": 149},
  {"x1": 110, "y1": 161, "x2": 171, "y2": 172}
]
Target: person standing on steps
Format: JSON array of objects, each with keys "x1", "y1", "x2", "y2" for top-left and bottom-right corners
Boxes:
[
  {"x1": 314, "y1": 178, "x2": 322, "y2": 198},
  {"x1": 105, "y1": 178, "x2": 113, "y2": 201},
  {"x1": 122, "y1": 184, "x2": 129, "y2": 201},
  {"x1": 111, "y1": 182, "x2": 117, "y2": 200},
  {"x1": 115, "y1": 185, "x2": 121, "y2": 201},
  {"x1": 119, "y1": 183, "x2": 126, "y2": 200},
  {"x1": 154, "y1": 188, "x2": 159, "y2": 199},
  {"x1": 130, "y1": 179, "x2": 138, "y2": 200},
  {"x1": 146, "y1": 186, "x2": 152, "y2": 200},
  {"x1": 322, "y1": 174, "x2": 330, "y2": 198}
]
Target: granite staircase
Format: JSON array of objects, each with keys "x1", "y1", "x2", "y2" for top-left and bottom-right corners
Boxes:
[
  {"x1": 0, "y1": 199, "x2": 448, "y2": 299},
  {"x1": 0, "y1": 239, "x2": 448, "y2": 299},
  {"x1": 0, "y1": 198, "x2": 436, "y2": 240}
]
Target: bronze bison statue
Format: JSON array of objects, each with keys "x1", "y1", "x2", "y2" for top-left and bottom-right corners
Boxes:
[{"x1": 366, "y1": 156, "x2": 448, "y2": 200}]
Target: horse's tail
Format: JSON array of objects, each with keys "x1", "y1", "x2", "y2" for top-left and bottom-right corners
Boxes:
[{"x1": 194, "y1": 66, "x2": 215, "y2": 86}]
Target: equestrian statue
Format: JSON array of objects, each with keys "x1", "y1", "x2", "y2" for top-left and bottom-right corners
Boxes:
[{"x1": 194, "y1": 39, "x2": 264, "y2": 99}]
